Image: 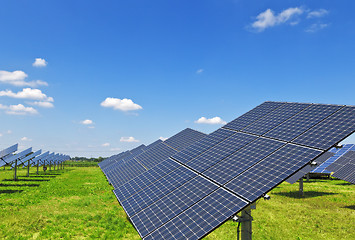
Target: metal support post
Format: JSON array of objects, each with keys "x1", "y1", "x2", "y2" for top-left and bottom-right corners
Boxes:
[
  {"x1": 306, "y1": 173, "x2": 310, "y2": 182},
  {"x1": 36, "y1": 162, "x2": 39, "y2": 174},
  {"x1": 27, "y1": 160, "x2": 30, "y2": 177},
  {"x1": 49, "y1": 161, "x2": 51, "y2": 171},
  {"x1": 14, "y1": 159, "x2": 18, "y2": 181},
  {"x1": 299, "y1": 178, "x2": 304, "y2": 197},
  {"x1": 241, "y1": 206, "x2": 252, "y2": 240}
]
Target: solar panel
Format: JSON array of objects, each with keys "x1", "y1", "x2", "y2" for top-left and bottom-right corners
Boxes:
[
  {"x1": 103, "y1": 128, "x2": 206, "y2": 189},
  {"x1": 264, "y1": 104, "x2": 342, "y2": 143},
  {"x1": 11, "y1": 149, "x2": 41, "y2": 168},
  {"x1": 285, "y1": 151, "x2": 335, "y2": 184},
  {"x1": 326, "y1": 150, "x2": 355, "y2": 184},
  {"x1": 113, "y1": 101, "x2": 355, "y2": 240},
  {"x1": 327, "y1": 150, "x2": 355, "y2": 172},
  {"x1": 0, "y1": 147, "x2": 32, "y2": 167},
  {"x1": 0, "y1": 144, "x2": 18, "y2": 158},
  {"x1": 163, "y1": 128, "x2": 206, "y2": 151},
  {"x1": 312, "y1": 144, "x2": 355, "y2": 173},
  {"x1": 292, "y1": 106, "x2": 355, "y2": 150}
]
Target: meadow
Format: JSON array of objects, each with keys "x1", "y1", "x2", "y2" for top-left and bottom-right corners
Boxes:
[{"x1": 0, "y1": 165, "x2": 353, "y2": 240}]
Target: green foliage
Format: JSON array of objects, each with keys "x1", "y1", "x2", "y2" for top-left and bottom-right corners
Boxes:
[{"x1": 0, "y1": 167, "x2": 353, "y2": 239}]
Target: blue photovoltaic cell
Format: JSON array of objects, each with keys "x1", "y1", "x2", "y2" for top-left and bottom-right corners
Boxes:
[
  {"x1": 114, "y1": 158, "x2": 181, "y2": 203},
  {"x1": 145, "y1": 140, "x2": 163, "y2": 151},
  {"x1": 107, "y1": 159, "x2": 147, "y2": 188},
  {"x1": 241, "y1": 103, "x2": 310, "y2": 136},
  {"x1": 203, "y1": 137, "x2": 285, "y2": 185},
  {"x1": 225, "y1": 144, "x2": 322, "y2": 202},
  {"x1": 163, "y1": 128, "x2": 206, "y2": 151},
  {"x1": 103, "y1": 148, "x2": 146, "y2": 175},
  {"x1": 223, "y1": 101, "x2": 285, "y2": 131},
  {"x1": 332, "y1": 155, "x2": 355, "y2": 184},
  {"x1": 264, "y1": 104, "x2": 342, "y2": 143},
  {"x1": 292, "y1": 106, "x2": 355, "y2": 150},
  {"x1": 144, "y1": 188, "x2": 248, "y2": 240},
  {"x1": 121, "y1": 166, "x2": 197, "y2": 217},
  {"x1": 327, "y1": 150, "x2": 355, "y2": 172},
  {"x1": 185, "y1": 132, "x2": 257, "y2": 173},
  {"x1": 172, "y1": 128, "x2": 235, "y2": 164},
  {"x1": 131, "y1": 175, "x2": 218, "y2": 238},
  {"x1": 312, "y1": 144, "x2": 355, "y2": 173},
  {"x1": 99, "y1": 151, "x2": 131, "y2": 169},
  {"x1": 0, "y1": 147, "x2": 32, "y2": 167},
  {"x1": 136, "y1": 143, "x2": 177, "y2": 169},
  {"x1": 286, "y1": 151, "x2": 335, "y2": 184}
]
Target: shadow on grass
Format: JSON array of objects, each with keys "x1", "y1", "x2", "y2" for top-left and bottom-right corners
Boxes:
[
  {"x1": 336, "y1": 182, "x2": 352, "y2": 186},
  {"x1": 2, "y1": 178, "x2": 50, "y2": 182},
  {"x1": 27, "y1": 175, "x2": 57, "y2": 178},
  {"x1": 273, "y1": 191, "x2": 337, "y2": 199},
  {"x1": 0, "y1": 189, "x2": 23, "y2": 194},
  {"x1": 0, "y1": 183, "x2": 40, "y2": 187},
  {"x1": 343, "y1": 205, "x2": 355, "y2": 210}
]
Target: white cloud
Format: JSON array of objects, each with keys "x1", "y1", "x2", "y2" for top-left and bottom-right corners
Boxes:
[
  {"x1": 0, "y1": 70, "x2": 48, "y2": 87},
  {"x1": 110, "y1": 147, "x2": 121, "y2": 151},
  {"x1": 196, "y1": 69, "x2": 204, "y2": 74},
  {"x1": 120, "y1": 136, "x2": 139, "y2": 143},
  {"x1": 101, "y1": 97, "x2": 142, "y2": 111},
  {"x1": 28, "y1": 101, "x2": 54, "y2": 108},
  {"x1": 0, "y1": 133, "x2": 2, "y2": 137},
  {"x1": 32, "y1": 58, "x2": 47, "y2": 67},
  {"x1": 88, "y1": 126, "x2": 95, "y2": 129},
  {"x1": 0, "y1": 88, "x2": 53, "y2": 101},
  {"x1": 102, "y1": 143, "x2": 110, "y2": 147},
  {"x1": 159, "y1": 136, "x2": 168, "y2": 141},
  {"x1": 307, "y1": 9, "x2": 329, "y2": 18},
  {"x1": 251, "y1": 7, "x2": 304, "y2": 32},
  {"x1": 305, "y1": 23, "x2": 328, "y2": 33},
  {"x1": 21, "y1": 136, "x2": 32, "y2": 141},
  {"x1": 81, "y1": 119, "x2": 93, "y2": 125},
  {"x1": 7, "y1": 130, "x2": 12, "y2": 134},
  {"x1": 195, "y1": 116, "x2": 227, "y2": 125},
  {"x1": 0, "y1": 103, "x2": 38, "y2": 115}
]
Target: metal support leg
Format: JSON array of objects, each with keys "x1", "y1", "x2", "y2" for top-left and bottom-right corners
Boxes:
[
  {"x1": 299, "y1": 178, "x2": 304, "y2": 197},
  {"x1": 14, "y1": 159, "x2": 18, "y2": 181},
  {"x1": 241, "y1": 207, "x2": 252, "y2": 240},
  {"x1": 306, "y1": 173, "x2": 310, "y2": 182},
  {"x1": 36, "y1": 162, "x2": 39, "y2": 174},
  {"x1": 49, "y1": 161, "x2": 51, "y2": 171},
  {"x1": 27, "y1": 160, "x2": 30, "y2": 177}
]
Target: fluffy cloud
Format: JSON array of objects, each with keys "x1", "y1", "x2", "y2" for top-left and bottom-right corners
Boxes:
[
  {"x1": 251, "y1": 7, "x2": 304, "y2": 31},
  {"x1": 120, "y1": 136, "x2": 139, "y2": 143},
  {"x1": 305, "y1": 23, "x2": 328, "y2": 33},
  {"x1": 32, "y1": 58, "x2": 47, "y2": 67},
  {"x1": 0, "y1": 88, "x2": 54, "y2": 102},
  {"x1": 196, "y1": 69, "x2": 204, "y2": 74},
  {"x1": 0, "y1": 103, "x2": 38, "y2": 115},
  {"x1": 0, "y1": 70, "x2": 48, "y2": 87},
  {"x1": 21, "y1": 136, "x2": 32, "y2": 141},
  {"x1": 307, "y1": 9, "x2": 329, "y2": 18},
  {"x1": 195, "y1": 116, "x2": 227, "y2": 125},
  {"x1": 81, "y1": 119, "x2": 93, "y2": 125},
  {"x1": 102, "y1": 143, "x2": 110, "y2": 147},
  {"x1": 159, "y1": 136, "x2": 168, "y2": 141},
  {"x1": 101, "y1": 97, "x2": 142, "y2": 111},
  {"x1": 28, "y1": 101, "x2": 54, "y2": 108}
]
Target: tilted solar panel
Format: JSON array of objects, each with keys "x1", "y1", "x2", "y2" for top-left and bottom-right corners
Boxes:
[
  {"x1": 114, "y1": 101, "x2": 355, "y2": 240},
  {"x1": 326, "y1": 150, "x2": 355, "y2": 184},
  {"x1": 312, "y1": 144, "x2": 355, "y2": 173},
  {"x1": 0, "y1": 144, "x2": 18, "y2": 158}
]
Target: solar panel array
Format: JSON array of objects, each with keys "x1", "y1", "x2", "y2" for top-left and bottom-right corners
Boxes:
[
  {"x1": 326, "y1": 150, "x2": 355, "y2": 184},
  {"x1": 312, "y1": 144, "x2": 355, "y2": 173},
  {"x1": 99, "y1": 128, "x2": 207, "y2": 190},
  {"x1": 109, "y1": 101, "x2": 355, "y2": 240}
]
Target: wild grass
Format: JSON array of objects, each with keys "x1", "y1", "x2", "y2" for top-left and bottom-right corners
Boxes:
[{"x1": 0, "y1": 166, "x2": 354, "y2": 239}]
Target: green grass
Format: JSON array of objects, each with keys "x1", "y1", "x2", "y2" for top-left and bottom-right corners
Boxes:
[{"x1": 0, "y1": 167, "x2": 354, "y2": 239}]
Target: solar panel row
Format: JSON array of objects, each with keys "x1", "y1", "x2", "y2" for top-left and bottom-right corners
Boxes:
[
  {"x1": 326, "y1": 150, "x2": 355, "y2": 184},
  {"x1": 99, "y1": 101, "x2": 355, "y2": 240}
]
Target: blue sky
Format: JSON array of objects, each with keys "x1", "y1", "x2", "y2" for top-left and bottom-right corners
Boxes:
[{"x1": 0, "y1": 0, "x2": 354, "y2": 157}]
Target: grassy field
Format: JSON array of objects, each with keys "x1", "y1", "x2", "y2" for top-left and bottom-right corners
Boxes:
[{"x1": 0, "y1": 166, "x2": 354, "y2": 240}]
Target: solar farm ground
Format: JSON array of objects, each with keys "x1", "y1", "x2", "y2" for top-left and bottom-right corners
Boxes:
[{"x1": 0, "y1": 165, "x2": 354, "y2": 240}]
